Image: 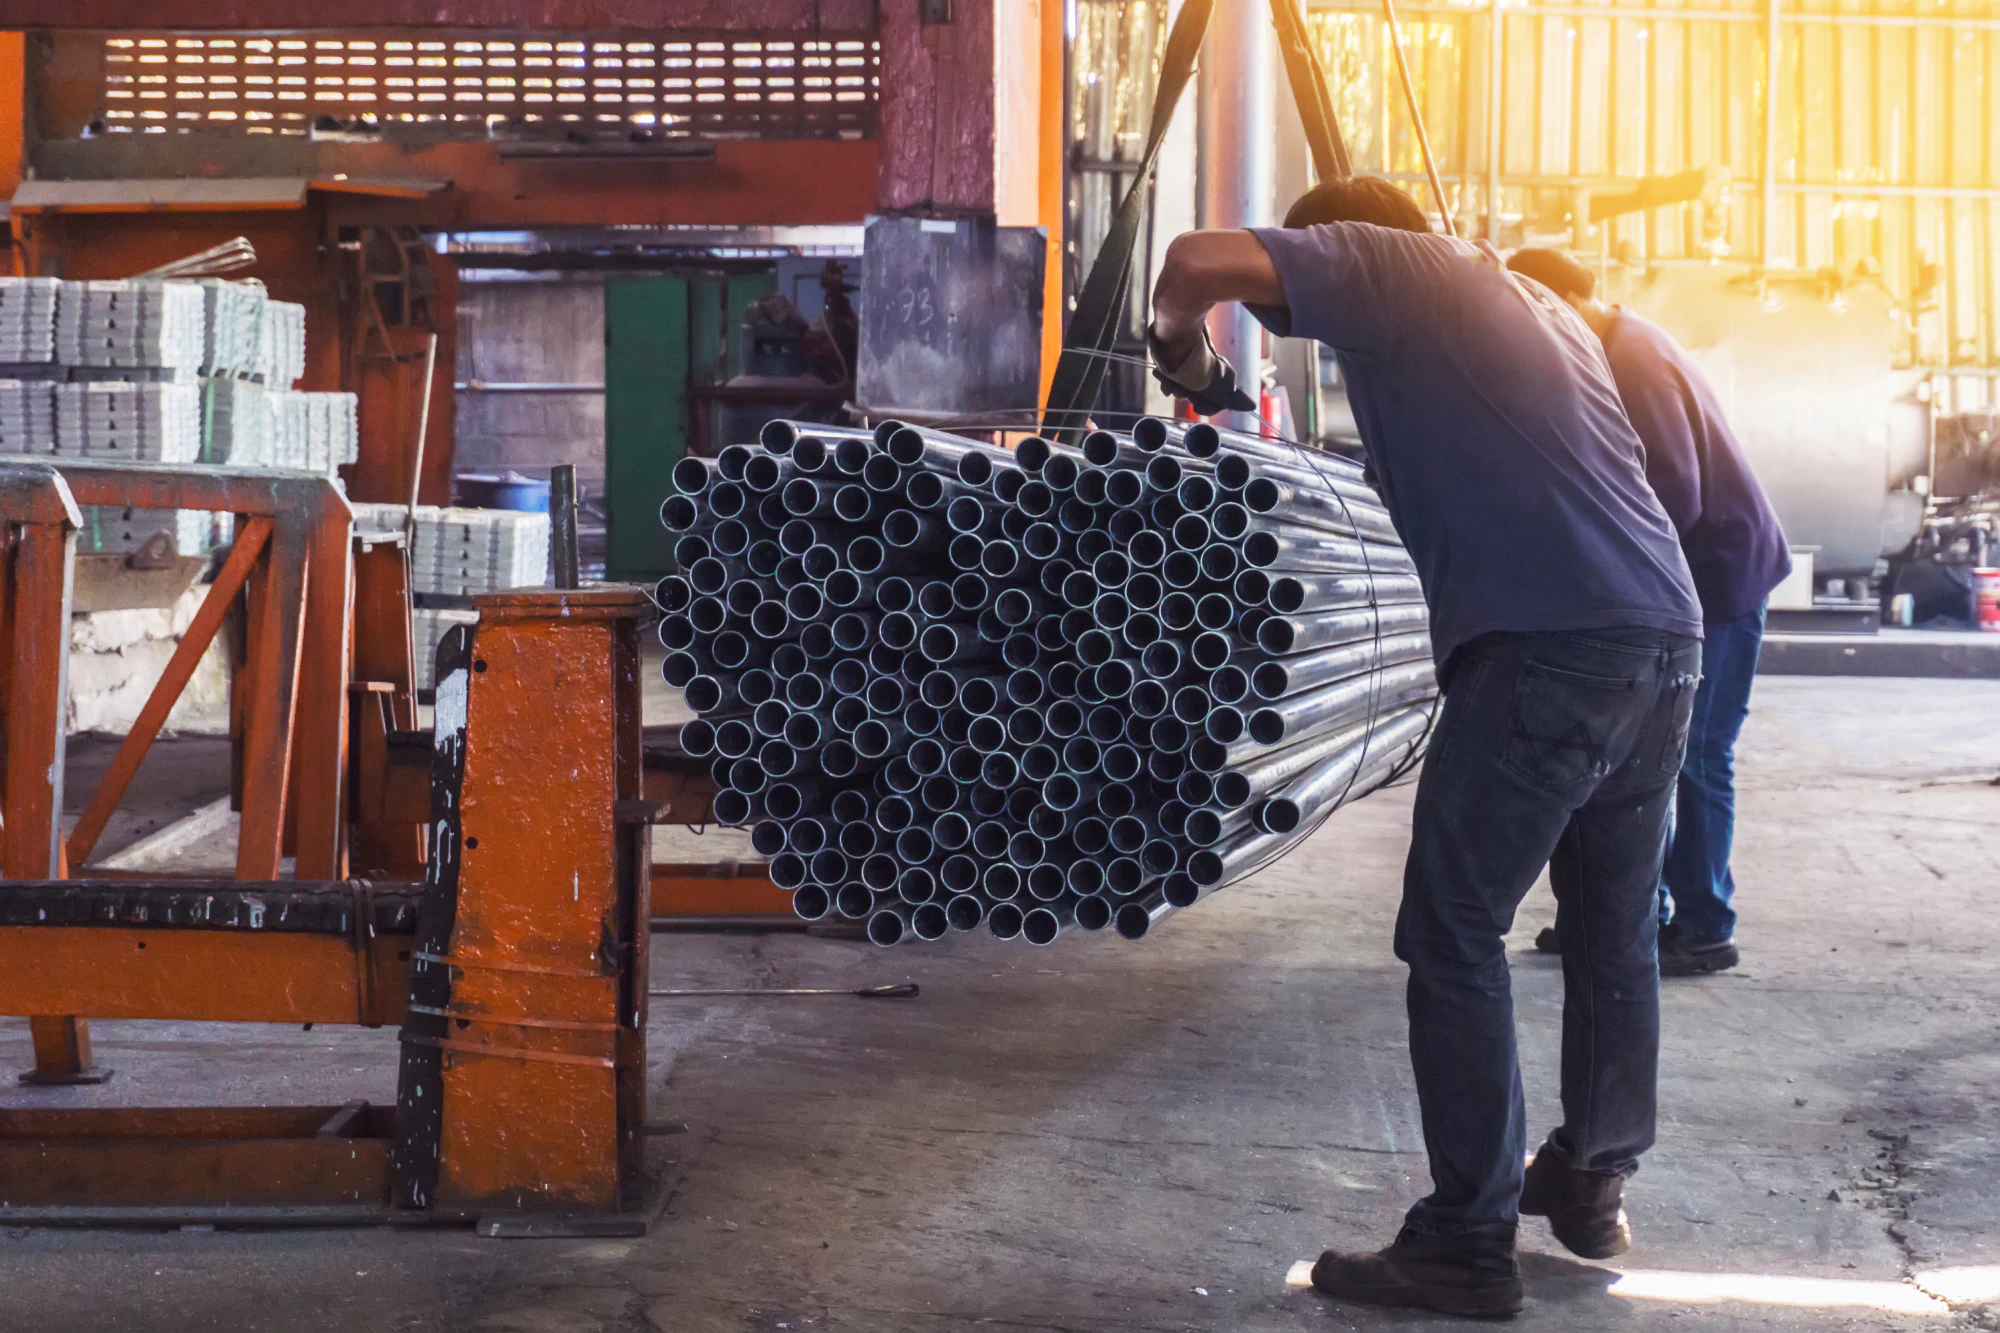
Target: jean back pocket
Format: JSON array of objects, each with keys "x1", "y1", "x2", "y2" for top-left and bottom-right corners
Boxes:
[{"x1": 1500, "y1": 660, "x2": 1640, "y2": 795}]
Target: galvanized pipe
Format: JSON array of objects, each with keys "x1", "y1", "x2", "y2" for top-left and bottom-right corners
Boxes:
[
  {"x1": 1254, "y1": 705, "x2": 1435, "y2": 833},
  {"x1": 1251, "y1": 631, "x2": 1433, "y2": 700},
  {"x1": 1256, "y1": 602, "x2": 1431, "y2": 655},
  {"x1": 1246, "y1": 661, "x2": 1439, "y2": 747},
  {"x1": 1241, "y1": 529, "x2": 1417, "y2": 574},
  {"x1": 657, "y1": 415, "x2": 1433, "y2": 946}
]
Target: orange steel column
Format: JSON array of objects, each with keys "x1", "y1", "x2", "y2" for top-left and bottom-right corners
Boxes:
[
  {"x1": 432, "y1": 587, "x2": 650, "y2": 1213},
  {"x1": 1038, "y1": 0, "x2": 1066, "y2": 407},
  {"x1": 234, "y1": 515, "x2": 313, "y2": 879},
  {"x1": 290, "y1": 496, "x2": 355, "y2": 879},
  {"x1": 0, "y1": 465, "x2": 108, "y2": 1085}
]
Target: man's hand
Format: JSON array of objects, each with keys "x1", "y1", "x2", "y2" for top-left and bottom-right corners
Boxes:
[
  {"x1": 1147, "y1": 230, "x2": 1286, "y2": 417},
  {"x1": 1146, "y1": 322, "x2": 1257, "y2": 417}
]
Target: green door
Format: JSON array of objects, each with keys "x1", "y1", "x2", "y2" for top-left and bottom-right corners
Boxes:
[
  {"x1": 603, "y1": 271, "x2": 778, "y2": 582},
  {"x1": 604, "y1": 276, "x2": 689, "y2": 583}
]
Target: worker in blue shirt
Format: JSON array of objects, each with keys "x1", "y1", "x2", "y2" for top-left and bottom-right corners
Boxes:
[
  {"x1": 1149, "y1": 177, "x2": 1703, "y2": 1317},
  {"x1": 1508, "y1": 248, "x2": 1791, "y2": 978}
]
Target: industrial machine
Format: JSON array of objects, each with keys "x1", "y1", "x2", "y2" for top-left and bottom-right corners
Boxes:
[{"x1": 0, "y1": 459, "x2": 662, "y2": 1224}]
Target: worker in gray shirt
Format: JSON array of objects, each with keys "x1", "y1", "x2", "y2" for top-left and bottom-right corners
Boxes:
[
  {"x1": 1509, "y1": 247, "x2": 1791, "y2": 977},
  {"x1": 1148, "y1": 177, "x2": 1701, "y2": 1318}
]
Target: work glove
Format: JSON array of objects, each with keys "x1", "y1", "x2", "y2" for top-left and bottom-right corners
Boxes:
[{"x1": 1147, "y1": 323, "x2": 1257, "y2": 418}]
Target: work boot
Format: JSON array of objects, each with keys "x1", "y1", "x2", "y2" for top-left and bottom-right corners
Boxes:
[
  {"x1": 1310, "y1": 1224, "x2": 1523, "y2": 1319},
  {"x1": 1658, "y1": 922, "x2": 1739, "y2": 976},
  {"x1": 1519, "y1": 1148, "x2": 1631, "y2": 1259},
  {"x1": 1533, "y1": 927, "x2": 1559, "y2": 954}
]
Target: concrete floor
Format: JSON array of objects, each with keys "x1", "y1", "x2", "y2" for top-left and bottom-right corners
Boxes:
[{"x1": 5, "y1": 674, "x2": 2000, "y2": 1331}]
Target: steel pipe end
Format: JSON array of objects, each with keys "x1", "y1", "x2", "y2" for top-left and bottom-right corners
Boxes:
[
  {"x1": 1188, "y1": 849, "x2": 1226, "y2": 889},
  {"x1": 1210, "y1": 502, "x2": 1250, "y2": 541},
  {"x1": 832, "y1": 436, "x2": 872, "y2": 476},
  {"x1": 1248, "y1": 708, "x2": 1288, "y2": 746},
  {"x1": 984, "y1": 862, "x2": 1023, "y2": 902},
  {"x1": 821, "y1": 739, "x2": 860, "y2": 779},
  {"x1": 859, "y1": 853, "x2": 900, "y2": 893},
  {"x1": 1022, "y1": 907, "x2": 1065, "y2": 946},
  {"x1": 1074, "y1": 895, "x2": 1113, "y2": 932},
  {"x1": 945, "y1": 894, "x2": 986, "y2": 932},
  {"x1": 957, "y1": 450, "x2": 997, "y2": 488},
  {"x1": 769, "y1": 851, "x2": 810, "y2": 890},
  {"x1": 1209, "y1": 664, "x2": 1251, "y2": 706},
  {"x1": 1257, "y1": 797, "x2": 1303, "y2": 835},
  {"x1": 989, "y1": 902, "x2": 1026, "y2": 940},
  {"x1": 1256, "y1": 618, "x2": 1296, "y2": 654},
  {"x1": 792, "y1": 884, "x2": 832, "y2": 921},
  {"x1": 939, "y1": 853, "x2": 980, "y2": 894},
  {"x1": 1213, "y1": 452, "x2": 1252, "y2": 491},
  {"x1": 847, "y1": 535, "x2": 886, "y2": 574},
  {"x1": 867, "y1": 909, "x2": 907, "y2": 947},
  {"x1": 1101, "y1": 856, "x2": 1141, "y2": 897},
  {"x1": 1190, "y1": 631, "x2": 1233, "y2": 672},
  {"x1": 896, "y1": 867, "x2": 938, "y2": 906},
  {"x1": 712, "y1": 788, "x2": 754, "y2": 826},
  {"x1": 912, "y1": 902, "x2": 950, "y2": 942},
  {"x1": 1113, "y1": 898, "x2": 1158, "y2": 940},
  {"x1": 788, "y1": 817, "x2": 831, "y2": 856},
  {"x1": 759, "y1": 419, "x2": 801, "y2": 454},
  {"x1": 1204, "y1": 706, "x2": 1245, "y2": 744}
]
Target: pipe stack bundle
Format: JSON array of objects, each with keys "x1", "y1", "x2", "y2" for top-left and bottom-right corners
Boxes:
[{"x1": 656, "y1": 417, "x2": 1438, "y2": 947}]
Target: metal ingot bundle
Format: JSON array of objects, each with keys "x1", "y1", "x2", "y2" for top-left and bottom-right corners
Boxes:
[{"x1": 655, "y1": 417, "x2": 1439, "y2": 946}]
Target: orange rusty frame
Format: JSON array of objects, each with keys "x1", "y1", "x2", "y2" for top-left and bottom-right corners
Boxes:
[
  {"x1": 0, "y1": 459, "x2": 355, "y2": 881},
  {"x1": 415, "y1": 586, "x2": 652, "y2": 1212},
  {"x1": 0, "y1": 464, "x2": 97, "y2": 1084},
  {"x1": 64, "y1": 516, "x2": 273, "y2": 867},
  {"x1": 0, "y1": 586, "x2": 657, "y2": 1224},
  {"x1": 0, "y1": 925, "x2": 408, "y2": 1026},
  {"x1": 0, "y1": 1105, "x2": 397, "y2": 1212}
]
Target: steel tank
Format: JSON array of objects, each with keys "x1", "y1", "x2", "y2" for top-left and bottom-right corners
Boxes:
[{"x1": 1616, "y1": 263, "x2": 1928, "y2": 580}]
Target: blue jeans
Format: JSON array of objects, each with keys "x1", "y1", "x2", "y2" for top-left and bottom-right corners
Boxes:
[
  {"x1": 1659, "y1": 604, "x2": 1766, "y2": 943},
  {"x1": 1399, "y1": 628, "x2": 1700, "y2": 1235}
]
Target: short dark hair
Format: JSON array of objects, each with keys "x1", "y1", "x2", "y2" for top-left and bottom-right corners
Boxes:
[
  {"x1": 1506, "y1": 248, "x2": 1595, "y2": 301},
  {"x1": 1282, "y1": 176, "x2": 1430, "y2": 234}
]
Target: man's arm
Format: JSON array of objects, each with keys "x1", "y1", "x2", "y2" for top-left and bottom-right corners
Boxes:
[{"x1": 1149, "y1": 230, "x2": 1289, "y2": 369}]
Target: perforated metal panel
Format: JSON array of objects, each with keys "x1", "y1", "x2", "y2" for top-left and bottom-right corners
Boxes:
[{"x1": 97, "y1": 31, "x2": 879, "y2": 140}]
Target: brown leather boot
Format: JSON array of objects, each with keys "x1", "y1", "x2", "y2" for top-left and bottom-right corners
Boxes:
[
  {"x1": 1310, "y1": 1224, "x2": 1524, "y2": 1319},
  {"x1": 1519, "y1": 1149, "x2": 1632, "y2": 1259}
]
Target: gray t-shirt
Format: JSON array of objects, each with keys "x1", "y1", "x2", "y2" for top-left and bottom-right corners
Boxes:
[{"x1": 1246, "y1": 222, "x2": 1702, "y2": 667}]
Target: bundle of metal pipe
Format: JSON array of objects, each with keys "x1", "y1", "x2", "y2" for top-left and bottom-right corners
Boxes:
[{"x1": 657, "y1": 416, "x2": 1438, "y2": 947}]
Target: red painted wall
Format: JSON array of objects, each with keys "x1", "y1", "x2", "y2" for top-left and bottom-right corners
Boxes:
[{"x1": 877, "y1": 0, "x2": 998, "y2": 216}]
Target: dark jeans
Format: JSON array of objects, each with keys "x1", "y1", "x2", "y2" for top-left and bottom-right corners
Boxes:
[
  {"x1": 1659, "y1": 603, "x2": 1766, "y2": 943},
  {"x1": 1398, "y1": 627, "x2": 1700, "y2": 1236}
]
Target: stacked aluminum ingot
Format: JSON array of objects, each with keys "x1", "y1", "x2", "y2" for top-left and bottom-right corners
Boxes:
[
  {"x1": 0, "y1": 278, "x2": 61, "y2": 365},
  {"x1": 54, "y1": 280, "x2": 205, "y2": 375},
  {"x1": 655, "y1": 418, "x2": 1438, "y2": 947},
  {"x1": 197, "y1": 278, "x2": 269, "y2": 380},
  {"x1": 0, "y1": 380, "x2": 58, "y2": 453},
  {"x1": 54, "y1": 381, "x2": 202, "y2": 463},
  {"x1": 257, "y1": 300, "x2": 308, "y2": 388}
]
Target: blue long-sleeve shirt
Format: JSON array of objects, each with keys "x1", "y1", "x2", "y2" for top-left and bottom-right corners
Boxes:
[{"x1": 1598, "y1": 309, "x2": 1791, "y2": 625}]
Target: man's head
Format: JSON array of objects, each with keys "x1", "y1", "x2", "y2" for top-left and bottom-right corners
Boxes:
[
  {"x1": 1282, "y1": 176, "x2": 1430, "y2": 234},
  {"x1": 1506, "y1": 248, "x2": 1595, "y2": 307}
]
